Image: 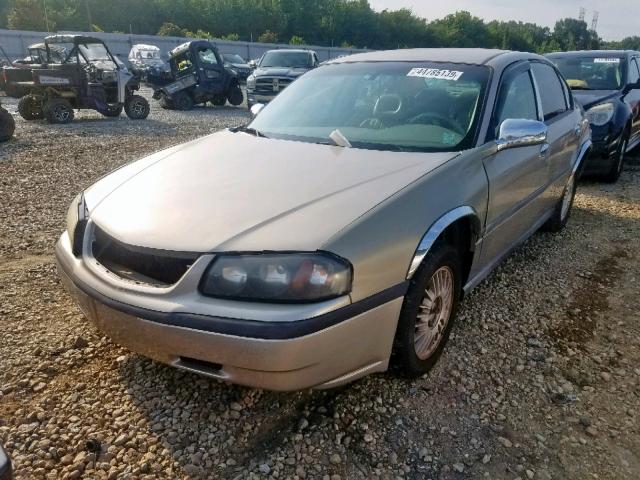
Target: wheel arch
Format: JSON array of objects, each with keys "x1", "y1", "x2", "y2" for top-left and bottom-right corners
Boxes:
[{"x1": 406, "y1": 206, "x2": 481, "y2": 288}]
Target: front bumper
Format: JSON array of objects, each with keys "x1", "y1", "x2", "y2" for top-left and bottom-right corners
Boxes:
[
  {"x1": 582, "y1": 125, "x2": 623, "y2": 175},
  {"x1": 55, "y1": 231, "x2": 403, "y2": 391}
]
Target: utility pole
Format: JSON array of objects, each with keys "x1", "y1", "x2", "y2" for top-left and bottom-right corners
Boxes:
[
  {"x1": 85, "y1": 0, "x2": 93, "y2": 31},
  {"x1": 43, "y1": 0, "x2": 50, "y2": 32},
  {"x1": 578, "y1": 7, "x2": 586, "y2": 22},
  {"x1": 591, "y1": 11, "x2": 599, "y2": 33}
]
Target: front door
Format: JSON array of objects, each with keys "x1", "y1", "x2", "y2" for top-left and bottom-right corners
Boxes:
[
  {"x1": 194, "y1": 45, "x2": 225, "y2": 95},
  {"x1": 480, "y1": 63, "x2": 550, "y2": 266},
  {"x1": 625, "y1": 57, "x2": 640, "y2": 148}
]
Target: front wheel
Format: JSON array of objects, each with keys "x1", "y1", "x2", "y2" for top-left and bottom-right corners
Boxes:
[
  {"x1": 602, "y1": 133, "x2": 628, "y2": 183},
  {"x1": 0, "y1": 107, "x2": 15, "y2": 142},
  {"x1": 18, "y1": 94, "x2": 44, "y2": 120},
  {"x1": 44, "y1": 98, "x2": 74, "y2": 124},
  {"x1": 124, "y1": 95, "x2": 150, "y2": 120},
  {"x1": 226, "y1": 84, "x2": 243, "y2": 106},
  {"x1": 172, "y1": 91, "x2": 194, "y2": 111},
  {"x1": 392, "y1": 242, "x2": 461, "y2": 377}
]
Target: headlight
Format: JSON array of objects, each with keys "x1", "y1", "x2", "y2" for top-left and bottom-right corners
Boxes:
[
  {"x1": 66, "y1": 193, "x2": 88, "y2": 257},
  {"x1": 246, "y1": 75, "x2": 256, "y2": 89},
  {"x1": 586, "y1": 103, "x2": 615, "y2": 126},
  {"x1": 199, "y1": 253, "x2": 352, "y2": 302}
]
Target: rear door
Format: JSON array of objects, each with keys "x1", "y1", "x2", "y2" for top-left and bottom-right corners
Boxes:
[
  {"x1": 626, "y1": 56, "x2": 640, "y2": 148},
  {"x1": 530, "y1": 61, "x2": 579, "y2": 205},
  {"x1": 480, "y1": 62, "x2": 549, "y2": 265}
]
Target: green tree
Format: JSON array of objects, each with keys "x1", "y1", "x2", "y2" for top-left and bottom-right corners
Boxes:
[
  {"x1": 258, "y1": 30, "x2": 278, "y2": 43},
  {"x1": 7, "y1": 0, "x2": 49, "y2": 30},
  {"x1": 157, "y1": 22, "x2": 186, "y2": 37},
  {"x1": 221, "y1": 33, "x2": 240, "y2": 41},
  {"x1": 552, "y1": 18, "x2": 599, "y2": 51},
  {"x1": 289, "y1": 35, "x2": 305, "y2": 45}
]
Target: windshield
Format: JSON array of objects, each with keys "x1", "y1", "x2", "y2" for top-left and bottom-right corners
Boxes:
[
  {"x1": 138, "y1": 49, "x2": 160, "y2": 59},
  {"x1": 553, "y1": 56, "x2": 624, "y2": 90},
  {"x1": 249, "y1": 62, "x2": 490, "y2": 152},
  {"x1": 224, "y1": 54, "x2": 245, "y2": 64},
  {"x1": 260, "y1": 51, "x2": 312, "y2": 68}
]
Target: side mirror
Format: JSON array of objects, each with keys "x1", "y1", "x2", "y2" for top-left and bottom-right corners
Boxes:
[
  {"x1": 250, "y1": 103, "x2": 265, "y2": 117},
  {"x1": 623, "y1": 80, "x2": 640, "y2": 94},
  {"x1": 248, "y1": 60, "x2": 257, "y2": 69},
  {"x1": 496, "y1": 119, "x2": 547, "y2": 151}
]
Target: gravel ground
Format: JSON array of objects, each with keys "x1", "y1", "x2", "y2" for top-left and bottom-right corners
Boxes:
[{"x1": 1, "y1": 88, "x2": 639, "y2": 480}]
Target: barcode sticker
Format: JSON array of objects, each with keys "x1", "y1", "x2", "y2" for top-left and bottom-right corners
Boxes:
[{"x1": 407, "y1": 68, "x2": 464, "y2": 81}]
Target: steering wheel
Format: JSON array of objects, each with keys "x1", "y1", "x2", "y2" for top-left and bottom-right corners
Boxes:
[
  {"x1": 408, "y1": 112, "x2": 465, "y2": 135},
  {"x1": 373, "y1": 93, "x2": 403, "y2": 118}
]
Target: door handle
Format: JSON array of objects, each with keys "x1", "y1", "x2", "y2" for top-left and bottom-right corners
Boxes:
[{"x1": 539, "y1": 143, "x2": 550, "y2": 158}]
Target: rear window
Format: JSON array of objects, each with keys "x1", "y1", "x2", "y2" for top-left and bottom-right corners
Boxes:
[{"x1": 552, "y1": 56, "x2": 624, "y2": 90}]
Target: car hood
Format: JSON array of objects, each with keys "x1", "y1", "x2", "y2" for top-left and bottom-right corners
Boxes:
[
  {"x1": 230, "y1": 62, "x2": 251, "y2": 69},
  {"x1": 86, "y1": 131, "x2": 458, "y2": 253},
  {"x1": 572, "y1": 89, "x2": 619, "y2": 110},
  {"x1": 253, "y1": 67, "x2": 309, "y2": 78}
]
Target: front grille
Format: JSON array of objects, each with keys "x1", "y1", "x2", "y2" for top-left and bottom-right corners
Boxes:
[
  {"x1": 91, "y1": 226, "x2": 199, "y2": 286},
  {"x1": 254, "y1": 77, "x2": 293, "y2": 95}
]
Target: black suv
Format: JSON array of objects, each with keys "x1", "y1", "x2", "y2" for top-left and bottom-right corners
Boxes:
[
  {"x1": 547, "y1": 50, "x2": 640, "y2": 182},
  {"x1": 246, "y1": 49, "x2": 318, "y2": 108}
]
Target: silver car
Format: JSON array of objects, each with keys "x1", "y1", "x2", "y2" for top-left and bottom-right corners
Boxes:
[{"x1": 56, "y1": 49, "x2": 591, "y2": 391}]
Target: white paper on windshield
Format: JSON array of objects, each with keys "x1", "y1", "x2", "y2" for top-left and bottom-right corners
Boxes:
[
  {"x1": 407, "y1": 68, "x2": 464, "y2": 81},
  {"x1": 593, "y1": 58, "x2": 620, "y2": 64}
]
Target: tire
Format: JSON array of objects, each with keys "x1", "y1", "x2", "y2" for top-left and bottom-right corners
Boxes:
[
  {"x1": 172, "y1": 91, "x2": 194, "y2": 111},
  {"x1": 18, "y1": 94, "x2": 44, "y2": 120},
  {"x1": 211, "y1": 95, "x2": 226, "y2": 106},
  {"x1": 0, "y1": 107, "x2": 15, "y2": 142},
  {"x1": 124, "y1": 95, "x2": 150, "y2": 120},
  {"x1": 159, "y1": 95, "x2": 174, "y2": 110},
  {"x1": 543, "y1": 173, "x2": 577, "y2": 232},
  {"x1": 44, "y1": 98, "x2": 74, "y2": 124},
  {"x1": 392, "y1": 242, "x2": 462, "y2": 377},
  {"x1": 227, "y1": 84, "x2": 243, "y2": 106},
  {"x1": 602, "y1": 131, "x2": 628, "y2": 183},
  {"x1": 100, "y1": 104, "x2": 123, "y2": 118}
]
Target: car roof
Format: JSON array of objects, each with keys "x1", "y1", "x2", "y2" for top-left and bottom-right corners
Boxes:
[
  {"x1": 265, "y1": 49, "x2": 315, "y2": 54},
  {"x1": 45, "y1": 34, "x2": 104, "y2": 45},
  {"x1": 325, "y1": 48, "x2": 548, "y2": 67},
  {"x1": 547, "y1": 50, "x2": 640, "y2": 58}
]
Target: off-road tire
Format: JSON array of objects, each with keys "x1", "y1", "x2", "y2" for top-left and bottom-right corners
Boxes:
[
  {"x1": 543, "y1": 173, "x2": 577, "y2": 232},
  {"x1": 172, "y1": 91, "x2": 194, "y2": 111},
  {"x1": 211, "y1": 95, "x2": 226, "y2": 106},
  {"x1": 227, "y1": 84, "x2": 243, "y2": 106},
  {"x1": 124, "y1": 95, "x2": 150, "y2": 120},
  {"x1": 602, "y1": 131, "x2": 629, "y2": 183},
  {"x1": 18, "y1": 95, "x2": 44, "y2": 120},
  {"x1": 159, "y1": 95, "x2": 174, "y2": 110},
  {"x1": 392, "y1": 242, "x2": 462, "y2": 377},
  {"x1": 43, "y1": 98, "x2": 74, "y2": 124},
  {"x1": 100, "y1": 104, "x2": 123, "y2": 118},
  {"x1": 0, "y1": 107, "x2": 15, "y2": 142}
]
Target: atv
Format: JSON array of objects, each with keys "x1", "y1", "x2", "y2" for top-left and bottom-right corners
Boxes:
[
  {"x1": 0, "y1": 100, "x2": 15, "y2": 142},
  {"x1": 14, "y1": 35, "x2": 149, "y2": 124},
  {"x1": 148, "y1": 40, "x2": 243, "y2": 110}
]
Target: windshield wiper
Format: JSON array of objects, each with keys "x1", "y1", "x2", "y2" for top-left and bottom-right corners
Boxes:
[{"x1": 231, "y1": 125, "x2": 269, "y2": 138}]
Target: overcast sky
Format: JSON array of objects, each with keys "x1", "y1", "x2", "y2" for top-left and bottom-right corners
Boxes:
[{"x1": 369, "y1": 0, "x2": 638, "y2": 41}]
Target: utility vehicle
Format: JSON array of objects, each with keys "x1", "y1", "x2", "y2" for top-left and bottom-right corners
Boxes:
[
  {"x1": 14, "y1": 35, "x2": 149, "y2": 124},
  {"x1": 149, "y1": 40, "x2": 243, "y2": 110}
]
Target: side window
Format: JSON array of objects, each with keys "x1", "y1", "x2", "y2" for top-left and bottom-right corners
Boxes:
[
  {"x1": 198, "y1": 47, "x2": 219, "y2": 66},
  {"x1": 492, "y1": 70, "x2": 538, "y2": 139},
  {"x1": 629, "y1": 58, "x2": 640, "y2": 83},
  {"x1": 531, "y1": 63, "x2": 568, "y2": 121}
]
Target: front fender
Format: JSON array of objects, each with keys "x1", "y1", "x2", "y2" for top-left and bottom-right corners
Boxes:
[{"x1": 406, "y1": 206, "x2": 481, "y2": 279}]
